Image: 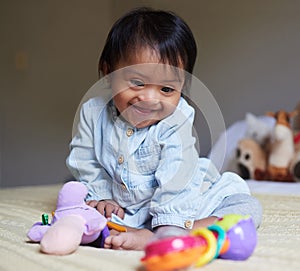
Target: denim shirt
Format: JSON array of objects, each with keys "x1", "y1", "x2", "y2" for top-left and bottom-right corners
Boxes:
[{"x1": 66, "y1": 95, "x2": 250, "y2": 230}]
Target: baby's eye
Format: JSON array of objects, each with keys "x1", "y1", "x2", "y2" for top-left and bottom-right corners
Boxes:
[
  {"x1": 130, "y1": 79, "x2": 145, "y2": 88},
  {"x1": 161, "y1": 87, "x2": 175, "y2": 93}
]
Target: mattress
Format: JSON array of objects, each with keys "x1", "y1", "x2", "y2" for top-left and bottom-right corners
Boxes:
[{"x1": 0, "y1": 182, "x2": 299, "y2": 271}]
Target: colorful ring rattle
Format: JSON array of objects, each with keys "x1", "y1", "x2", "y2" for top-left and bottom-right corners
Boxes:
[{"x1": 141, "y1": 214, "x2": 257, "y2": 271}]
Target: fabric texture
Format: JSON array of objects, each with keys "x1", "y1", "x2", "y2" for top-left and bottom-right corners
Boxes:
[
  {"x1": 67, "y1": 96, "x2": 252, "y2": 229},
  {"x1": 0, "y1": 184, "x2": 299, "y2": 271}
]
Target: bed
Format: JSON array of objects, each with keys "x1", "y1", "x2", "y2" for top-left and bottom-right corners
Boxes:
[
  {"x1": 0, "y1": 182, "x2": 299, "y2": 271},
  {"x1": 1, "y1": 116, "x2": 300, "y2": 271}
]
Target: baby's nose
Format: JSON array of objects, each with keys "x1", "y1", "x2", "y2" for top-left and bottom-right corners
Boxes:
[{"x1": 139, "y1": 85, "x2": 160, "y2": 102}]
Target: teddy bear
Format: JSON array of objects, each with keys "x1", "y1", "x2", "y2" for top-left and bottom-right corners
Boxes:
[
  {"x1": 235, "y1": 113, "x2": 273, "y2": 180},
  {"x1": 236, "y1": 138, "x2": 267, "y2": 180},
  {"x1": 27, "y1": 181, "x2": 109, "y2": 255}
]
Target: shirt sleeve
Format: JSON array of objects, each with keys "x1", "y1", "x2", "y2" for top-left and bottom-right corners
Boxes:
[
  {"x1": 66, "y1": 99, "x2": 113, "y2": 201},
  {"x1": 149, "y1": 100, "x2": 202, "y2": 229}
]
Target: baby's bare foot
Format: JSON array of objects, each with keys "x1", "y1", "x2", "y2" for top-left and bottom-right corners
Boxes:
[{"x1": 104, "y1": 229, "x2": 153, "y2": 250}]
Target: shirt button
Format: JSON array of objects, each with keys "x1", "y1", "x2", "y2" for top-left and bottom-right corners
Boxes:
[
  {"x1": 121, "y1": 183, "x2": 127, "y2": 190},
  {"x1": 184, "y1": 220, "x2": 193, "y2": 229},
  {"x1": 118, "y1": 155, "x2": 124, "y2": 164},
  {"x1": 126, "y1": 128, "x2": 134, "y2": 137}
]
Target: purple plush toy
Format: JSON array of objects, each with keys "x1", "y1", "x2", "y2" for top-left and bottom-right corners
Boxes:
[{"x1": 27, "y1": 181, "x2": 109, "y2": 255}]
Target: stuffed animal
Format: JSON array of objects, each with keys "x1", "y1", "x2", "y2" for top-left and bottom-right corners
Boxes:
[
  {"x1": 235, "y1": 113, "x2": 272, "y2": 180},
  {"x1": 290, "y1": 104, "x2": 300, "y2": 181},
  {"x1": 27, "y1": 181, "x2": 108, "y2": 255},
  {"x1": 244, "y1": 113, "x2": 273, "y2": 149},
  {"x1": 236, "y1": 110, "x2": 300, "y2": 182},
  {"x1": 290, "y1": 152, "x2": 300, "y2": 182},
  {"x1": 236, "y1": 138, "x2": 267, "y2": 180},
  {"x1": 266, "y1": 110, "x2": 296, "y2": 181}
]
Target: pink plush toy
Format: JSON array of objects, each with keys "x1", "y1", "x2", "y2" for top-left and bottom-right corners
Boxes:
[{"x1": 27, "y1": 181, "x2": 108, "y2": 255}]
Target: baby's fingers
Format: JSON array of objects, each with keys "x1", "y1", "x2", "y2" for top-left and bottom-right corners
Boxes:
[
  {"x1": 95, "y1": 201, "x2": 106, "y2": 216},
  {"x1": 86, "y1": 200, "x2": 98, "y2": 208},
  {"x1": 116, "y1": 207, "x2": 125, "y2": 219},
  {"x1": 105, "y1": 203, "x2": 119, "y2": 219}
]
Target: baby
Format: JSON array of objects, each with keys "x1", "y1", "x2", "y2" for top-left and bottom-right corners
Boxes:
[{"x1": 66, "y1": 7, "x2": 262, "y2": 250}]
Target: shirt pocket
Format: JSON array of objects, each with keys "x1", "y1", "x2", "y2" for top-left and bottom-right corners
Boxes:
[
  {"x1": 134, "y1": 143, "x2": 161, "y2": 174},
  {"x1": 129, "y1": 173, "x2": 159, "y2": 204},
  {"x1": 115, "y1": 168, "x2": 158, "y2": 208}
]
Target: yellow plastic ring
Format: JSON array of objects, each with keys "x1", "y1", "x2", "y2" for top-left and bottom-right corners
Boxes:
[
  {"x1": 191, "y1": 228, "x2": 217, "y2": 267},
  {"x1": 207, "y1": 224, "x2": 226, "y2": 258}
]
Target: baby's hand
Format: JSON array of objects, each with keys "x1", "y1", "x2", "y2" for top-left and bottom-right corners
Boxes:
[{"x1": 87, "y1": 199, "x2": 125, "y2": 219}]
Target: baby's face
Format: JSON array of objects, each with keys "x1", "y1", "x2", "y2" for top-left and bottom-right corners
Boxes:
[{"x1": 110, "y1": 48, "x2": 185, "y2": 128}]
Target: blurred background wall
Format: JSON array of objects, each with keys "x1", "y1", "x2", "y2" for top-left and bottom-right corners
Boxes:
[{"x1": 1, "y1": 0, "x2": 299, "y2": 187}]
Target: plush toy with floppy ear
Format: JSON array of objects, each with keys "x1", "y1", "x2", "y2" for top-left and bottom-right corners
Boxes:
[
  {"x1": 27, "y1": 181, "x2": 108, "y2": 255},
  {"x1": 236, "y1": 138, "x2": 267, "y2": 180}
]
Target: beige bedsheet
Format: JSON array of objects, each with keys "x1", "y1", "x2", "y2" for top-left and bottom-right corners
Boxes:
[{"x1": 0, "y1": 184, "x2": 299, "y2": 271}]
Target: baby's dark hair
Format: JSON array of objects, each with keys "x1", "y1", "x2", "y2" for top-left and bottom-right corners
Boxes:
[{"x1": 98, "y1": 7, "x2": 197, "y2": 89}]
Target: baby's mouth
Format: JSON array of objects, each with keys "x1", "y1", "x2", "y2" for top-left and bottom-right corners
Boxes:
[
  {"x1": 121, "y1": 102, "x2": 163, "y2": 128},
  {"x1": 132, "y1": 104, "x2": 154, "y2": 115}
]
